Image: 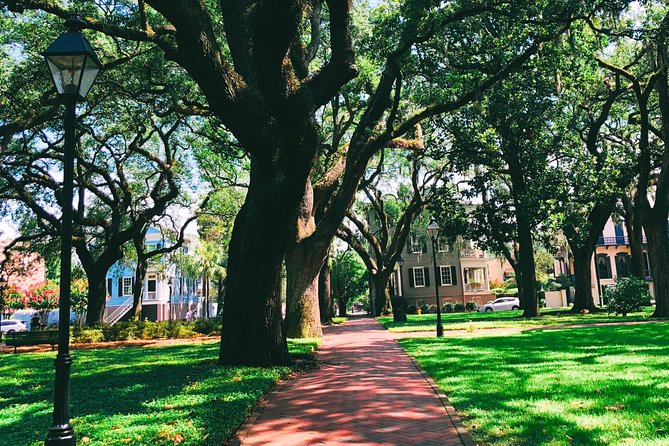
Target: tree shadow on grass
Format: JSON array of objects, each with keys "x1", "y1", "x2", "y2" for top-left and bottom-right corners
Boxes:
[
  {"x1": 401, "y1": 324, "x2": 669, "y2": 445},
  {"x1": 0, "y1": 341, "x2": 301, "y2": 445}
]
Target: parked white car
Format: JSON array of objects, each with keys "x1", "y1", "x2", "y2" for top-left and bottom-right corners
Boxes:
[
  {"x1": 478, "y1": 297, "x2": 520, "y2": 312},
  {"x1": 1, "y1": 319, "x2": 27, "y2": 333}
]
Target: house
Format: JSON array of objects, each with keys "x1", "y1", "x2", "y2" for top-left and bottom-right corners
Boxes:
[
  {"x1": 104, "y1": 227, "x2": 210, "y2": 323},
  {"x1": 0, "y1": 241, "x2": 47, "y2": 291},
  {"x1": 590, "y1": 217, "x2": 654, "y2": 302},
  {"x1": 393, "y1": 233, "x2": 503, "y2": 307}
]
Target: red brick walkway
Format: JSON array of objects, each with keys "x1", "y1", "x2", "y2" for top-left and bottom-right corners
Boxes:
[{"x1": 232, "y1": 317, "x2": 473, "y2": 446}]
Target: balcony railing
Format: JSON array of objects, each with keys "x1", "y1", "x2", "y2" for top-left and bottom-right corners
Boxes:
[
  {"x1": 596, "y1": 235, "x2": 648, "y2": 246},
  {"x1": 460, "y1": 249, "x2": 485, "y2": 259}
]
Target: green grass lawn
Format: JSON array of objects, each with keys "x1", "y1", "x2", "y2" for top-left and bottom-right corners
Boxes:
[
  {"x1": 0, "y1": 339, "x2": 318, "y2": 446},
  {"x1": 379, "y1": 307, "x2": 658, "y2": 332},
  {"x1": 400, "y1": 322, "x2": 669, "y2": 446}
]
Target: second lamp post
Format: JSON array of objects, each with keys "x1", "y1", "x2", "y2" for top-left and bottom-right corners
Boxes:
[{"x1": 427, "y1": 218, "x2": 444, "y2": 337}]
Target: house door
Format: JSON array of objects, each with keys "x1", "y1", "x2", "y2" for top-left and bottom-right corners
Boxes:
[{"x1": 147, "y1": 274, "x2": 157, "y2": 300}]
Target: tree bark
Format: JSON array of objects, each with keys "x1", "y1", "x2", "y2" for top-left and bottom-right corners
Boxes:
[
  {"x1": 131, "y1": 259, "x2": 147, "y2": 321},
  {"x1": 284, "y1": 181, "x2": 326, "y2": 338},
  {"x1": 219, "y1": 155, "x2": 311, "y2": 365},
  {"x1": 516, "y1": 213, "x2": 539, "y2": 317},
  {"x1": 84, "y1": 269, "x2": 108, "y2": 325},
  {"x1": 318, "y1": 253, "x2": 333, "y2": 324},
  {"x1": 285, "y1": 245, "x2": 324, "y2": 338},
  {"x1": 371, "y1": 272, "x2": 391, "y2": 316},
  {"x1": 645, "y1": 220, "x2": 669, "y2": 317},
  {"x1": 622, "y1": 196, "x2": 645, "y2": 279},
  {"x1": 569, "y1": 246, "x2": 599, "y2": 313}
]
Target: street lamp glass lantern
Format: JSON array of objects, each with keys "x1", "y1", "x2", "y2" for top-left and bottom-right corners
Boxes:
[
  {"x1": 427, "y1": 218, "x2": 440, "y2": 240},
  {"x1": 43, "y1": 16, "x2": 102, "y2": 100}
]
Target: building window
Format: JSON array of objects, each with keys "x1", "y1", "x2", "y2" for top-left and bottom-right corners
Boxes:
[
  {"x1": 437, "y1": 237, "x2": 448, "y2": 252},
  {"x1": 122, "y1": 277, "x2": 133, "y2": 296},
  {"x1": 410, "y1": 236, "x2": 422, "y2": 254},
  {"x1": 440, "y1": 266, "x2": 452, "y2": 285},
  {"x1": 615, "y1": 254, "x2": 630, "y2": 278},
  {"x1": 597, "y1": 254, "x2": 612, "y2": 279},
  {"x1": 413, "y1": 268, "x2": 426, "y2": 287}
]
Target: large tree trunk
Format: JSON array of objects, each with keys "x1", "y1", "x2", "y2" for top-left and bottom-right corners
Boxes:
[
  {"x1": 372, "y1": 272, "x2": 391, "y2": 316},
  {"x1": 85, "y1": 270, "x2": 107, "y2": 325},
  {"x1": 516, "y1": 213, "x2": 538, "y2": 317},
  {"x1": 623, "y1": 197, "x2": 645, "y2": 279},
  {"x1": 319, "y1": 253, "x2": 333, "y2": 324},
  {"x1": 569, "y1": 246, "x2": 599, "y2": 312},
  {"x1": 131, "y1": 259, "x2": 148, "y2": 321},
  {"x1": 645, "y1": 220, "x2": 669, "y2": 317},
  {"x1": 219, "y1": 156, "x2": 310, "y2": 365},
  {"x1": 284, "y1": 181, "x2": 325, "y2": 338},
  {"x1": 285, "y1": 245, "x2": 324, "y2": 338}
]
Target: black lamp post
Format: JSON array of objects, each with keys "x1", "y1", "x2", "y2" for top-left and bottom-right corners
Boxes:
[
  {"x1": 43, "y1": 16, "x2": 102, "y2": 446},
  {"x1": 168, "y1": 278, "x2": 173, "y2": 321},
  {"x1": 0, "y1": 276, "x2": 6, "y2": 344},
  {"x1": 427, "y1": 218, "x2": 444, "y2": 337}
]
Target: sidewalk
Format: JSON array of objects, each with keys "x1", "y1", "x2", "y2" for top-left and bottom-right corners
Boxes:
[{"x1": 232, "y1": 317, "x2": 474, "y2": 446}]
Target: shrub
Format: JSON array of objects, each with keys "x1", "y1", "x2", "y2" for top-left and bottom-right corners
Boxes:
[
  {"x1": 427, "y1": 304, "x2": 438, "y2": 314},
  {"x1": 192, "y1": 317, "x2": 222, "y2": 335},
  {"x1": 489, "y1": 279, "x2": 504, "y2": 290},
  {"x1": 503, "y1": 278, "x2": 517, "y2": 289},
  {"x1": 605, "y1": 277, "x2": 651, "y2": 317},
  {"x1": 443, "y1": 302, "x2": 454, "y2": 313},
  {"x1": 454, "y1": 302, "x2": 465, "y2": 312},
  {"x1": 72, "y1": 328, "x2": 104, "y2": 343},
  {"x1": 405, "y1": 304, "x2": 418, "y2": 315},
  {"x1": 465, "y1": 301, "x2": 477, "y2": 312},
  {"x1": 420, "y1": 304, "x2": 429, "y2": 314}
]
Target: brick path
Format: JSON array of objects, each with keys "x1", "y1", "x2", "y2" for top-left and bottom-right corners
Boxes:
[{"x1": 232, "y1": 317, "x2": 473, "y2": 446}]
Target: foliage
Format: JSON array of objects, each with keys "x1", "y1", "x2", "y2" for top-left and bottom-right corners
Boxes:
[
  {"x1": 24, "y1": 281, "x2": 59, "y2": 312},
  {"x1": 465, "y1": 302, "x2": 478, "y2": 312},
  {"x1": 331, "y1": 251, "x2": 368, "y2": 313},
  {"x1": 0, "y1": 339, "x2": 318, "y2": 445},
  {"x1": 605, "y1": 277, "x2": 652, "y2": 317},
  {"x1": 70, "y1": 278, "x2": 88, "y2": 324},
  {"x1": 401, "y1": 323, "x2": 669, "y2": 445},
  {"x1": 0, "y1": 284, "x2": 27, "y2": 313},
  {"x1": 444, "y1": 302, "x2": 454, "y2": 313},
  {"x1": 454, "y1": 303, "x2": 465, "y2": 313}
]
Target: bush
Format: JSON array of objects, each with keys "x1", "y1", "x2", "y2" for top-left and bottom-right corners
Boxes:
[
  {"x1": 443, "y1": 302, "x2": 454, "y2": 313},
  {"x1": 465, "y1": 301, "x2": 477, "y2": 312},
  {"x1": 605, "y1": 277, "x2": 651, "y2": 317},
  {"x1": 72, "y1": 328, "x2": 104, "y2": 343},
  {"x1": 489, "y1": 279, "x2": 504, "y2": 290},
  {"x1": 420, "y1": 304, "x2": 429, "y2": 314},
  {"x1": 192, "y1": 317, "x2": 222, "y2": 335},
  {"x1": 454, "y1": 303, "x2": 465, "y2": 312},
  {"x1": 405, "y1": 304, "x2": 418, "y2": 315},
  {"x1": 503, "y1": 278, "x2": 517, "y2": 289}
]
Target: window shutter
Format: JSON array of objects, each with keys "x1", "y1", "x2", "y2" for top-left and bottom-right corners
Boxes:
[
  {"x1": 107, "y1": 278, "x2": 112, "y2": 296},
  {"x1": 131, "y1": 277, "x2": 136, "y2": 290},
  {"x1": 424, "y1": 267, "x2": 430, "y2": 287},
  {"x1": 118, "y1": 278, "x2": 123, "y2": 296},
  {"x1": 408, "y1": 268, "x2": 415, "y2": 288},
  {"x1": 451, "y1": 266, "x2": 457, "y2": 285}
]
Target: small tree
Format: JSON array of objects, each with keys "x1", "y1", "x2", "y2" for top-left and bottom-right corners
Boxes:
[
  {"x1": 71, "y1": 278, "x2": 88, "y2": 327},
  {"x1": 605, "y1": 277, "x2": 651, "y2": 317},
  {"x1": 26, "y1": 281, "x2": 59, "y2": 321}
]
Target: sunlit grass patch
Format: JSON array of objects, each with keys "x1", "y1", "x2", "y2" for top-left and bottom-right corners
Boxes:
[
  {"x1": 400, "y1": 323, "x2": 669, "y2": 446},
  {"x1": 379, "y1": 307, "x2": 658, "y2": 332},
  {"x1": 0, "y1": 339, "x2": 318, "y2": 445}
]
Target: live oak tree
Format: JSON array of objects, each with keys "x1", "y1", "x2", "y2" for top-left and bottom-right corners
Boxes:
[
  {"x1": 2, "y1": 0, "x2": 632, "y2": 364},
  {"x1": 336, "y1": 146, "x2": 449, "y2": 316}
]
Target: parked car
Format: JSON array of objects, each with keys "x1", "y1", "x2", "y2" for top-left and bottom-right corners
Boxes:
[
  {"x1": 478, "y1": 297, "x2": 520, "y2": 312},
  {"x1": 1, "y1": 319, "x2": 27, "y2": 333}
]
